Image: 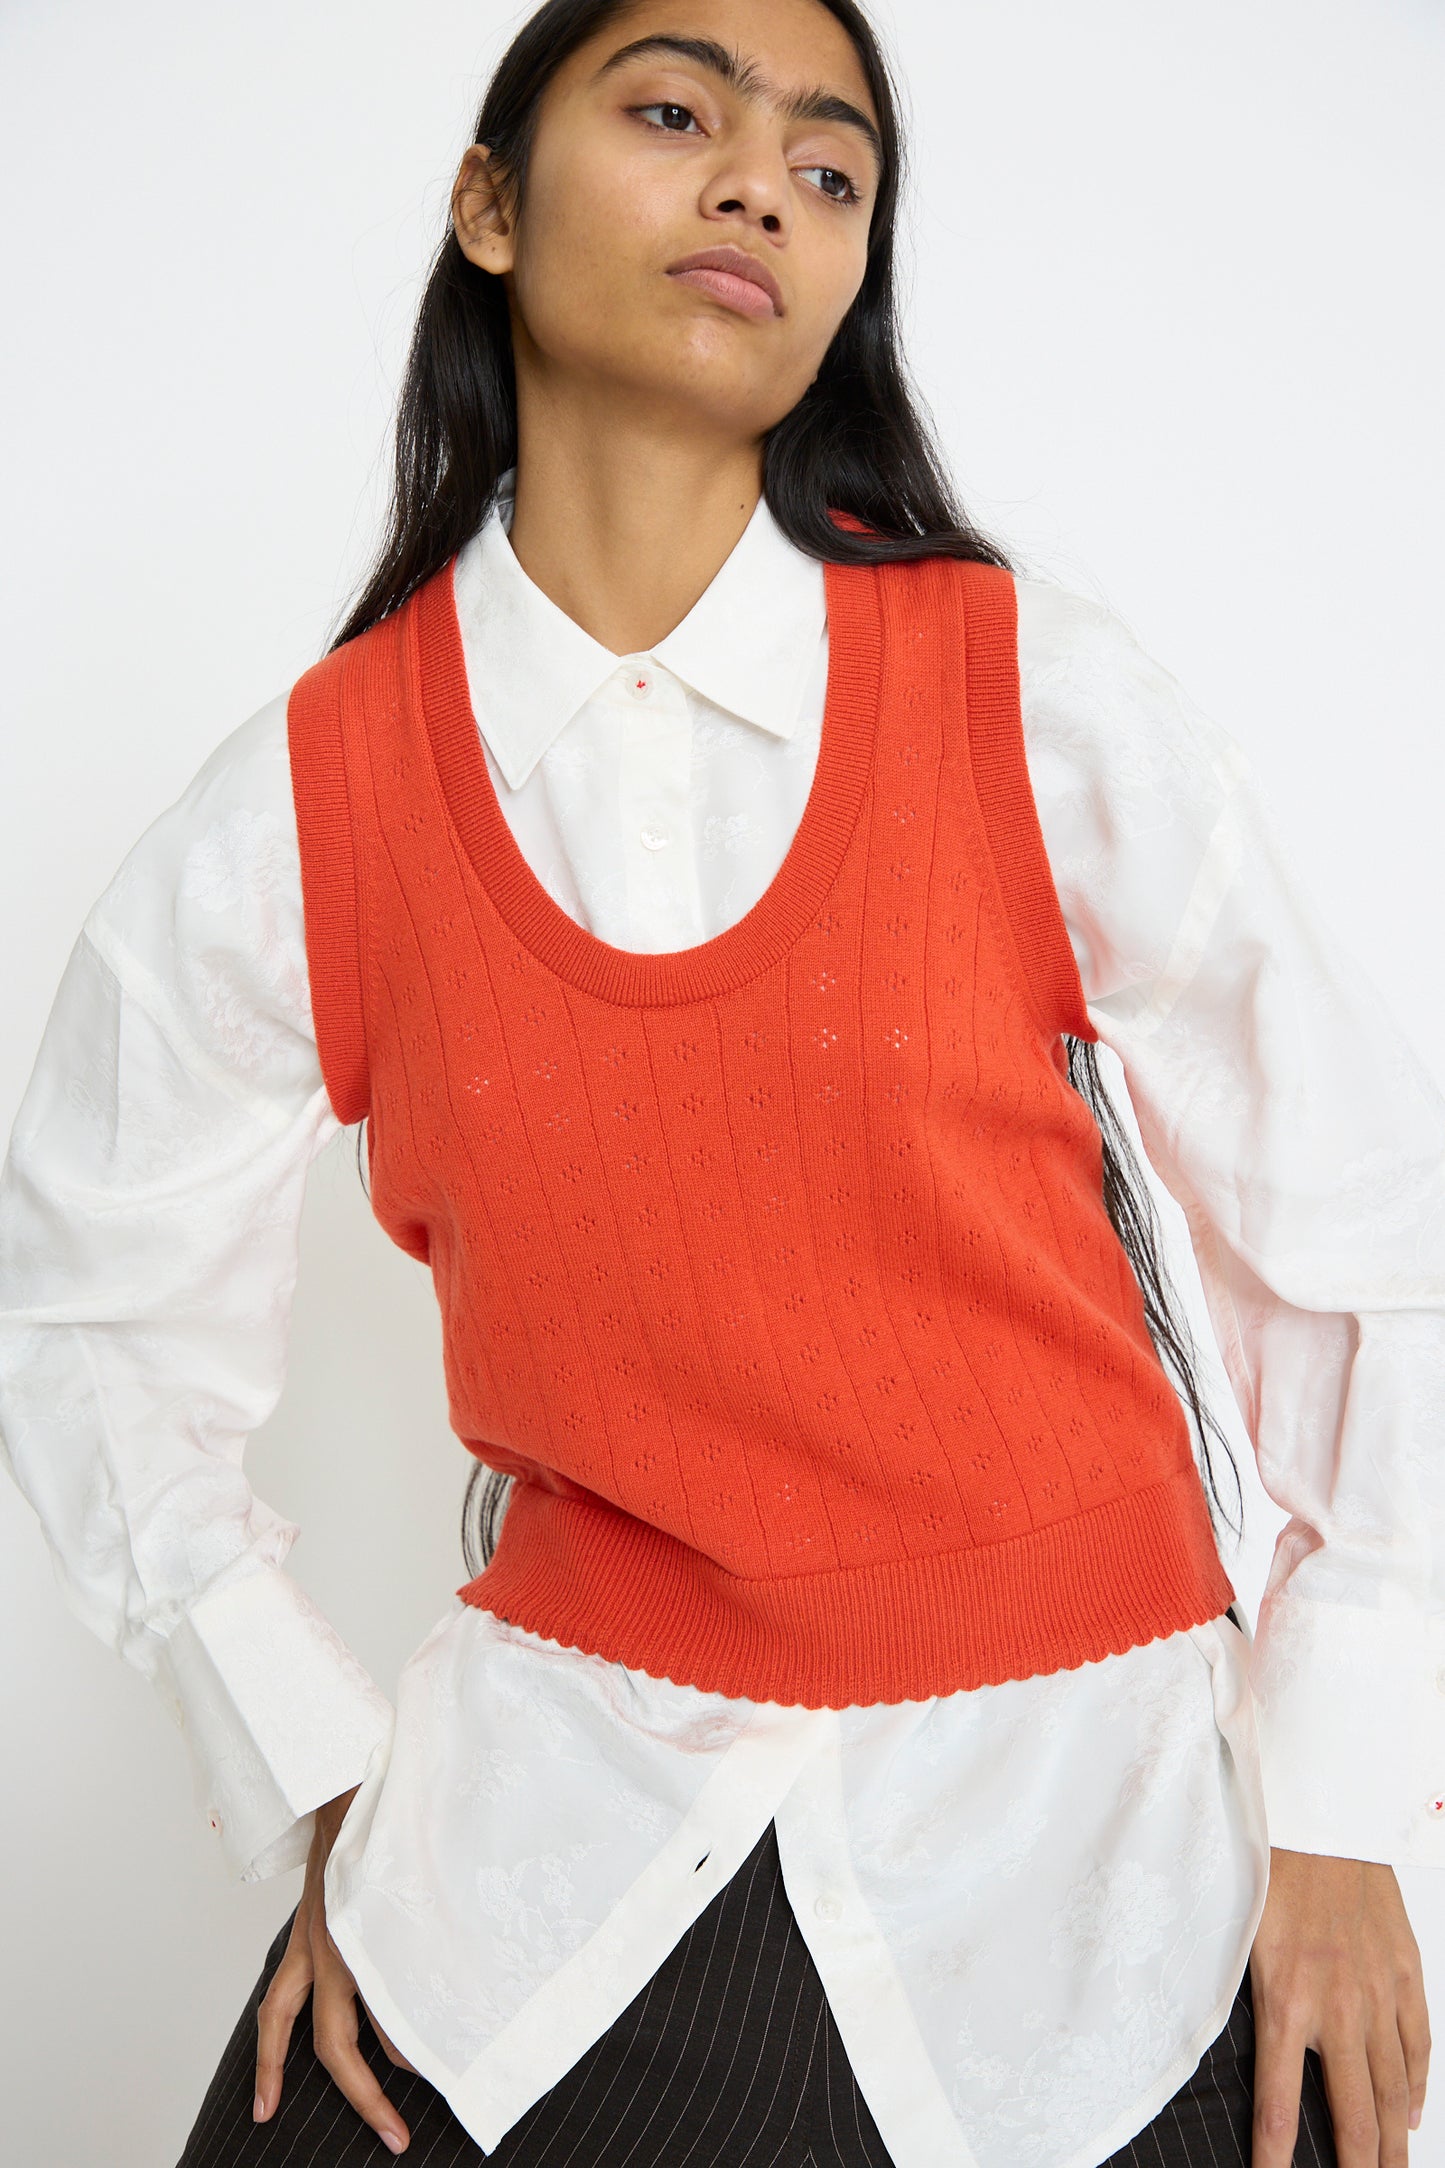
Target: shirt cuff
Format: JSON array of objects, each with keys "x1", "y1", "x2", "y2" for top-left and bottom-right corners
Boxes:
[
  {"x1": 1248, "y1": 1589, "x2": 1445, "y2": 1868},
  {"x1": 154, "y1": 1560, "x2": 395, "y2": 1883}
]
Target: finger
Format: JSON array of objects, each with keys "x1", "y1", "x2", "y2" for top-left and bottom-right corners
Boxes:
[
  {"x1": 310, "y1": 1941, "x2": 411, "y2": 2154},
  {"x1": 1367, "y1": 2015, "x2": 1413, "y2": 2168},
  {"x1": 1397, "y1": 1968, "x2": 1432, "y2": 2133},
  {"x1": 1316, "y1": 2028, "x2": 1382, "y2": 2168},
  {"x1": 1250, "y1": 1998, "x2": 1306, "y2": 2168},
  {"x1": 359, "y1": 1993, "x2": 421, "y2": 2075},
  {"x1": 253, "y1": 1942, "x2": 314, "y2": 2122}
]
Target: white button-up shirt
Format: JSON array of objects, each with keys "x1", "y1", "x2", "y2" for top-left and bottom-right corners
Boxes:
[{"x1": 3, "y1": 469, "x2": 1444, "y2": 2168}]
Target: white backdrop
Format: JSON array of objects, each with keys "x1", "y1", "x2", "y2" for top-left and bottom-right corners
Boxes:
[{"x1": 2, "y1": 0, "x2": 1442, "y2": 2160}]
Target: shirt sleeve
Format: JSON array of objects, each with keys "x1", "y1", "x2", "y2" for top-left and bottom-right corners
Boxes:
[
  {"x1": 0, "y1": 691, "x2": 394, "y2": 1884},
  {"x1": 1014, "y1": 569, "x2": 1445, "y2": 1870}
]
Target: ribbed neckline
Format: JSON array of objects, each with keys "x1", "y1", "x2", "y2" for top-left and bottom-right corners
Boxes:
[{"x1": 412, "y1": 535, "x2": 883, "y2": 1008}]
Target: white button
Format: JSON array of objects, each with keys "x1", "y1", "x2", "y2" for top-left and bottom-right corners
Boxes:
[
  {"x1": 1435, "y1": 1667, "x2": 1445, "y2": 1696},
  {"x1": 639, "y1": 827, "x2": 670, "y2": 851},
  {"x1": 813, "y1": 1890, "x2": 842, "y2": 1922},
  {"x1": 627, "y1": 669, "x2": 652, "y2": 699},
  {"x1": 1427, "y1": 1795, "x2": 1445, "y2": 1818}
]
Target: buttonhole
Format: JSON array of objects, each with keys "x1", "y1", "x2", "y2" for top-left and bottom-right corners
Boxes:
[{"x1": 695, "y1": 1853, "x2": 710, "y2": 1872}]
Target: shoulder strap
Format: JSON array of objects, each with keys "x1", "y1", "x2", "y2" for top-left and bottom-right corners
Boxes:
[
  {"x1": 952, "y1": 557, "x2": 1097, "y2": 1045},
  {"x1": 286, "y1": 632, "x2": 375, "y2": 1126}
]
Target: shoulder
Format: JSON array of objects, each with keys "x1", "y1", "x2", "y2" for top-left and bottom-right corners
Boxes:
[
  {"x1": 84, "y1": 689, "x2": 298, "y2": 942},
  {"x1": 1000, "y1": 573, "x2": 1269, "y2": 1003},
  {"x1": 1008, "y1": 568, "x2": 1254, "y2": 811},
  {"x1": 79, "y1": 687, "x2": 317, "y2": 1057}
]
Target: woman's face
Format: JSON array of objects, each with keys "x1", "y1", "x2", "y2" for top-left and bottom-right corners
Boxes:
[{"x1": 453, "y1": 0, "x2": 883, "y2": 443}]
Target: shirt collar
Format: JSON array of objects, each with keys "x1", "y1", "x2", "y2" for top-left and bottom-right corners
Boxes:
[{"x1": 451, "y1": 466, "x2": 826, "y2": 791}]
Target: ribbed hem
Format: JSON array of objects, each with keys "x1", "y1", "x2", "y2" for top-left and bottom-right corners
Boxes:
[{"x1": 456, "y1": 1466, "x2": 1236, "y2": 1707}]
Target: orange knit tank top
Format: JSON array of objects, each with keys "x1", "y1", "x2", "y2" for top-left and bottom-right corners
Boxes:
[{"x1": 286, "y1": 523, "x2": 1235, "y2": 1706}]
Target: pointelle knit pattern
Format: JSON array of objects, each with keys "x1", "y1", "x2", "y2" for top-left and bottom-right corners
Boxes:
[{"x1": 285, "y1": 512, "x2": 1235, "y2": 1707}]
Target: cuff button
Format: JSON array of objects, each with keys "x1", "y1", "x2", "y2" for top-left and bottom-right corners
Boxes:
[{"x1": 1427, "y1": 1797, "x2": 1445, "y2": 1818}]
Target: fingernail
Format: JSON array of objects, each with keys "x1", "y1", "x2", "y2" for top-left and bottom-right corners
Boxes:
[
  {"x1": 253, "y1": 2094, "x2": 265, "y2": 2121},
  {"x1": 1410, "y1": 2107, "x2": 1422, "y2": 2130},
  {"x1": 383, "y1": 2136, "x2": 406, "y2": 2156}
]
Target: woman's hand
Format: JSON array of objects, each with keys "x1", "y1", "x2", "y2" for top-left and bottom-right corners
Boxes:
[
  {"x1": 251, "y1": 1783, "x2": 421, "y2": 2155},
  {"x1": 1249, "y1": 1846, "x2": 1430, "y2": 2168}
]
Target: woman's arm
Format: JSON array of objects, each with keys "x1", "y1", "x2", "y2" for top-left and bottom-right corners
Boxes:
[
  {"x1": 1018, "y1": 568, "x2": 1445, "y2": 2159},
  {"x1": 0, "y1": 691, "x2": 394, "y2": 1884},
  {"x1": 1016, "y1": 571, "x2": 1439, "y2": 2161},
  {"x1": 1018, "y1": 570, "x2": 1445, "y2": 1867}
]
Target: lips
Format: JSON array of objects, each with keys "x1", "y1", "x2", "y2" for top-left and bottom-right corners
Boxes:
[{"x1": 665, "y1": 245, "x2": 784, "y2": 319}]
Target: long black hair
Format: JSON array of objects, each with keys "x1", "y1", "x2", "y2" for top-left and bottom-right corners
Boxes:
[{"x1": 327, "y1": 0, "x2": 1245, "y2": 1578}]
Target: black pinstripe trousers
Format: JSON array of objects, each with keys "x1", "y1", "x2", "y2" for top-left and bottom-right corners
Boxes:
[{"x1": 175, "y1": 1815, "x2": 1338, "y2": 2168}]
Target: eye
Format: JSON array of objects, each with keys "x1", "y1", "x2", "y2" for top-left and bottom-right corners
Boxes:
[
  {"x1": 630, "y1": 103, "x2": 863, "y2": 206},
  {"x1": 631, "y1": 101, "x2": 703, "y2": 134},
  {"x1": 797, "y1": 164, "x2": 863, "y2": 207}
]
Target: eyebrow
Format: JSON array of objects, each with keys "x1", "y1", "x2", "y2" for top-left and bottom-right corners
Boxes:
[{"x1": 590, "y1": 33, "x2": 884, "y2": 178}]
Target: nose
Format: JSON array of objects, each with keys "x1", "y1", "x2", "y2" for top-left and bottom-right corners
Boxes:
[{"x1": 700, "y1": 128, "x2": 792, "y2": 240}]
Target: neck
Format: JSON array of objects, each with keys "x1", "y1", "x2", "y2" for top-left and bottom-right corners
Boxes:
[{"x1": 504, "y1": 388, "x2": 765, "y2": 655}]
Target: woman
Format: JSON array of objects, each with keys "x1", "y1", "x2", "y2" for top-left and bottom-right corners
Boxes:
[{"x1": 0, "y1": 0, "x2": 1436, "y2": 2163}]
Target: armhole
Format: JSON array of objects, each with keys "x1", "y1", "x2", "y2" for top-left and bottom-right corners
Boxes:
[
  {"x1": 286, "y1": 646, "x2": 371, "y2": 1126},
  {"x1": 957, "y1": 560, "x2": 1097, "y2": 1045}
]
